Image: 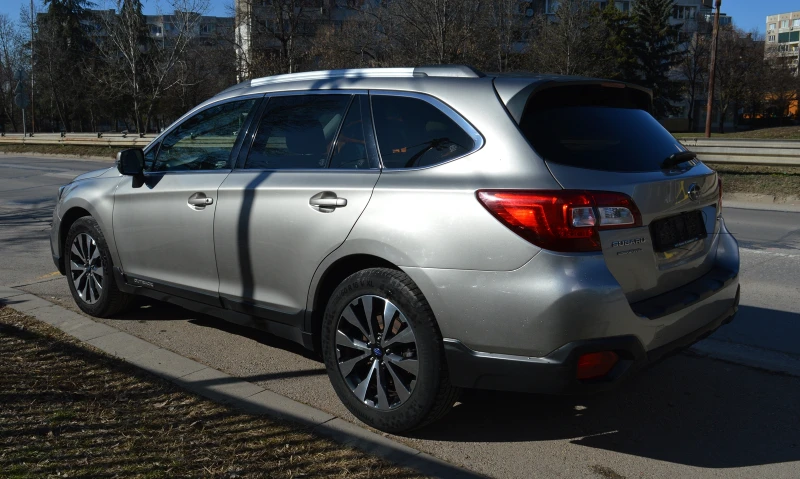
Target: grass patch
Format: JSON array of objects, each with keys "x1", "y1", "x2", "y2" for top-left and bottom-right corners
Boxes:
[
  {"x1": 708, "y1": 163, "x2": 800, "y2": 199},
  {"x1": 0, "y1": 306, "x2": 425, "y2": 479},
  {"x1": 0, "y1": 144, "x2": 118, "y2": 159},
  {"x1": 674, "y1": 126, "x2": 800, "y2": 140}
]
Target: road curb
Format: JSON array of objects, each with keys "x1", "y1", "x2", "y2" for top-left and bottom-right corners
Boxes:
[{"x1": 0, "y1": 287, "x2": 485, "y2": 479}]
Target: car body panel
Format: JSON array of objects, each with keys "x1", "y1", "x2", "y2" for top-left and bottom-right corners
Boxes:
[
  {"x1": 112, "y1": 171, "x2": 231, "y2": 298},
  {"x1": 402, "y1": 217, "x2": 738, "y2": 357},
  {"x1": 51, "y1": 172, "x2": 123, "y2": 273},
  {"x1": 547, "y1": 162, "x2": 722, "y2": 302},
  {"x1": 214, "y1": 169, "x2": 380, "y2": 323}
]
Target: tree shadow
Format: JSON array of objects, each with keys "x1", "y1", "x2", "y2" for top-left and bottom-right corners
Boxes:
[{"x1": 116, "y1": 298, "x2": 319, "y2": 361}]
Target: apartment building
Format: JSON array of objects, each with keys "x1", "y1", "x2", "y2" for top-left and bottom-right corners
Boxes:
[
  {"x1": 766, "y1": 10, "x2": 800, "y2": 73},
  {"x1": 145, "y1": 13, "x2": 234, "y2": 42},
  {"x1": 77, "y1": 9, "x2": 233, "y2": 47}
]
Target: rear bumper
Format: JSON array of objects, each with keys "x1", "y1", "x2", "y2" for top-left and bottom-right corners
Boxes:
[{"x1": 445, "y1": 284, "x2": 739, "y2": 394}]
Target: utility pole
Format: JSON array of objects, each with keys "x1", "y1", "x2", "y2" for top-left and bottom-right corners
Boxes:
[
  {"x1": 29, "y1": 0, "x2": 35, "y2": 135},
  {"x1": 704, "y1": 0, "x2": 721, "y2": 138}
]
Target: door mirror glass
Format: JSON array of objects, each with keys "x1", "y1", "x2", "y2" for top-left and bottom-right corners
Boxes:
[{"x1": 117, "y1": 148, "x2": 145, "y2": 176}]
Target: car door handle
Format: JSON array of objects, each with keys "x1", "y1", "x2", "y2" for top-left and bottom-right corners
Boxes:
[
  {"x1": 188, "y1": 193, "x2": 213, "y2": 207},
  {"x1": 309, "y1": 197, "x2": 347, "y2": 207},
  {"x1": 309, "y1": 192, "x2": 347, "y2": 212}
]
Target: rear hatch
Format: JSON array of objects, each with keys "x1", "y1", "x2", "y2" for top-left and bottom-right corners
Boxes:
[{"x1": 498, "y1": 79, "x2": 721, "y2": 303}]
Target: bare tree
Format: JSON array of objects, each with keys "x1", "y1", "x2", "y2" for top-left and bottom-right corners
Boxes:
[
  {"x1": 382, "y1": 0, "x2": 489, "y2": 66},
  {"x1": 527, "y1": 0, "x2": 607, "y2": 77},
  {"x1": 310, "y1": 13, "x2": 384, "y2": 70},
  {"x1": 487, "y1": 0, "x2": 532, "y2": 72},
  {"x1": 679, "y1": 29, "x2": 709, "y2": 131},
  {"x1": 713, "y1": 27, "x2": 763, "y2": 133},
  {"x1": 96, "y1": 0, "x2": 209, "y2": 133},
  {"x1": 233, "y1": 0, "x2": 316, "y2": 79},
  {"x1": 0, "y1": 13, "x2": 25, "y2": 132}
]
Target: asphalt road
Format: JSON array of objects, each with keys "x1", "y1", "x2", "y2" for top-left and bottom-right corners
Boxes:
[{"x1": 2, "y1": 155, "x2": 800, "y2": 479}]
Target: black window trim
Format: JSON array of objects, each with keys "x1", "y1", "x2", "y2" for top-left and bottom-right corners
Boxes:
[
  {"x1": 367, "y1": 90, "x2": 485, "y2": 171},
  {"x1": 142, "y1": 93, "x2": 266, "y2": 175},
  {"x1": 233, "y1": 89, "x2": 381, "y2": 172}
]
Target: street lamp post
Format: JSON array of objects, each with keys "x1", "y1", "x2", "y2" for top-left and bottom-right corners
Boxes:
[
  {"x1": 704, "y1": 0, "x2": 721, "y2": 138},
  {"x1": 30, "y1": 0, "x2": 34, "y2": 135}
]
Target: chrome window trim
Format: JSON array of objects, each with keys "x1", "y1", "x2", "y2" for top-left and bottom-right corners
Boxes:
[
  {"x1": 367, "y1": 90, "x2": 485, "y2": 171},
  {"x1": 142, "y1": 93, "x2": 266, "y2": 172}
]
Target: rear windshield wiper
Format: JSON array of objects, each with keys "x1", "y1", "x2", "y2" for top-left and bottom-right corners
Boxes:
[{"x1": 660, "y1": 151, "x2": 697, "y2": 170}]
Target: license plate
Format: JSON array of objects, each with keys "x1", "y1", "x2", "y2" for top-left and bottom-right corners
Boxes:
[{"x1": 650, "y1": 210, "x2": 707, "y2": 252}]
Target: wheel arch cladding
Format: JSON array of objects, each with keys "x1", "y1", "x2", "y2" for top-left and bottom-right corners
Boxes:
[
  {"x1": 308, "y1": 254, "x2": 399, "y2": 353},
  {"x1": 59, "y1": 207, "x2": 92, "y2": 271}
]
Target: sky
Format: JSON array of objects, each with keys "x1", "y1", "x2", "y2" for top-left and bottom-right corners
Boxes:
[{"x1": 0, "y1": 0, "x2": 796, "y2": 35}]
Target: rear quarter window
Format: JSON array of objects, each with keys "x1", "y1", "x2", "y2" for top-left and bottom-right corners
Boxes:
[
  {"x1": 371, "y1": 95, "x2": 476, "y2": 169},
  {"x1": 519, "y1": 85, "x2": 685, "y2": 172}
]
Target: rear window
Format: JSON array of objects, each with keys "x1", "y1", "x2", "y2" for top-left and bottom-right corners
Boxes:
[{"x1": 518, "y1": 86, "x2": 684, "y2": 172}]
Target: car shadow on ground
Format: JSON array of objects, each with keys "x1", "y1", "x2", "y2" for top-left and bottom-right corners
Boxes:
[
  {"x1": 412, "y1": 346, "x2": 800, "y2": 469},
  {"x1": 113, "y1": 299, "x2": 800, "y2": 470},
  {"x1": 118, "y1": 298, "x2": 320, "y2": 362}
]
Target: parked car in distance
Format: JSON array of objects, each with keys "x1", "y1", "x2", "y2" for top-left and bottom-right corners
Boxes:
[{"x1": 51, "y1": 66, "x2": 740, "y2": 433}]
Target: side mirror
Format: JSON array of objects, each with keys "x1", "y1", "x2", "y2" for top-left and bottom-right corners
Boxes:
[{"x1": 117, "y1": 148, "x2": 144, "y2": 176}]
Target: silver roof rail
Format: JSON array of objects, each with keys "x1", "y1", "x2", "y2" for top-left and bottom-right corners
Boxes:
[{"x1": 248, "y1": 65, "x2": 485, "y2": 87}]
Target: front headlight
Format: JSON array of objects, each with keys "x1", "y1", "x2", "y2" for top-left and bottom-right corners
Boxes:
[{"x1": 57, "y1": 184, "x2": 67, "y2": 201}]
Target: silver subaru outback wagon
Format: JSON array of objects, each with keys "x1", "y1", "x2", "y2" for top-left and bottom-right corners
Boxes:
[{"x1": 51, "y1": 65, "x2": 740, "y2": 433}]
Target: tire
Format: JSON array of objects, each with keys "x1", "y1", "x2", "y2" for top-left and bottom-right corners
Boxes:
[
  {"x1": 64, "y1": 217, "x2": 134, "y2": 318},
  {"x1": 321, "y1": 268, "x2": 460, "y2": 433}
]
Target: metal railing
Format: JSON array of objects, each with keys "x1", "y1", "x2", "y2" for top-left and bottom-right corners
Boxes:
[
  {"x1": 1, "y1": 132, "x2": 799, "y2": 167},
  {"x1": 678, "y1": 138, "x2": 800, "y2": 167},
  {"x1": 0, "y1": 132, "x2": 155, "y2": 148}
]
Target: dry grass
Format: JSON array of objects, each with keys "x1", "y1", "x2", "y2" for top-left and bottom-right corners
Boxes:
[
  {"x1": 0, "y1": 144, "x2": 117, "y2": 159},
  {"x1": 673, "y1": 126, "x2": 800, "y2": 140},
  {"x1": 708, "y1": 163, "x2": 800, "y2": 199},
  {"x1": 0, "y1": 306, "x2": 425, "y2": 479}
]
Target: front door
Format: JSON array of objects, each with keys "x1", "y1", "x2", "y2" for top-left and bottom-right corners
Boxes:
[
  {"x1": 214, "y1": 93, "x2": 380, "y2": 324},
  {"x1": 113, "y1": 97, "x2": 260, "y2": 302}
]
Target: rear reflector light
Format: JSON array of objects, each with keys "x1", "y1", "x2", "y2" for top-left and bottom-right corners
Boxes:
[
  {"x1": 476, "y1": 190, "x2": 642, "y2": 252},
  {"x1": 576, "y1": 351, "x2": 619, "y2": 380}
]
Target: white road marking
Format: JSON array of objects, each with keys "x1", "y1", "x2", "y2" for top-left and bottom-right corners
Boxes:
[{"x1": 740, "y1": 247, "x2": 800, "y2": 258}]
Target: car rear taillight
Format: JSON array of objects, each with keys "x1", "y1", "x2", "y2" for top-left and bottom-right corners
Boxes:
[{"x1": 476, "y1": 190, "x2": 642, "y2": 252}]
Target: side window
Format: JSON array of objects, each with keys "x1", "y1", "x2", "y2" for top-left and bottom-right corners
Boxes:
[
  {"x1": 329, "y1": 96, "x2": 370, "y2": 169},
  {"x1": 143, "y1": 142, "x2": 159, "y2": 171},
  {"x1": 153, "y1": 99, "x2": 256, "y2": 172},
  {"x1": 371, "y1": 95, "x2": 475, "y2": 169},
  {"x1": 245, "y1": 95, "x2": 351, "y2": 169}
]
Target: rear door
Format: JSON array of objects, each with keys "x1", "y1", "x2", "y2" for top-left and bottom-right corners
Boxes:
[
  {"x1": 511, "y1": 82, "x2": 721, "y2": 303},
  {"x1": 213, "y1": 92, "x2": 381, "y2": 325}
]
